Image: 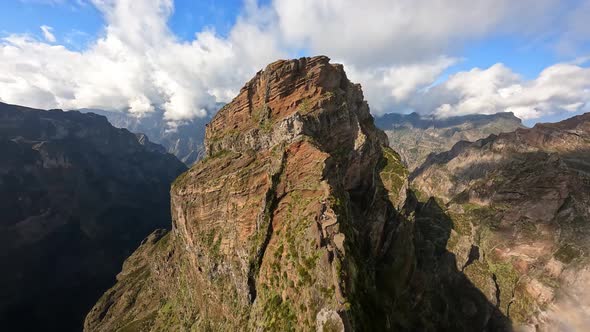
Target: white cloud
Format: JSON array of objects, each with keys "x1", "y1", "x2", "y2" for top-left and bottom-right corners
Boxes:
[
  {"x1": 272, "y1": 0, "x2": 560, "y2": 66},
  {"x1": 0, "y1": 0, "x2": 284, "y2": 125},
  {"x1": 345, "y1": 57, "x2": 459, "y2": 115},
  {"x1": 266, "y1": 0, "x2": 590, "y2": 120},
  {"x1": 1, "y1": 0, "x2": 589, "y2": 124},
  {"x1": 347, "y1": 58, "x2": 590, "y2": 120},
  {"x1": 405, "y1": 61, "x2": 590, "y2": 120},
  {"x1": 40, "y1": 25, "x2": 56, "y2": 42}
]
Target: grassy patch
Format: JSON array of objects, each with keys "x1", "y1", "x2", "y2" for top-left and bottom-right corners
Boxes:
[
  {"x1": 509, "y1": 283, "x2": 537, "y2": 323},
  {"x1": 117, "y1": 312, "x2": 156, "y2": 332},
  {"x1": 297, "y1": 98, "x2": 313, "y2": 115},
  {"x1": 261, "y1": 294, "x2": 297, "y2": 331},
  {"x1": 379, "y1": 146, "x2": 409, "y2": 203},
  {"x1": 555, "y1": 243, "x2": 582, "y2": 264},
  {"x1": 322, "y1": 316, "x2": 342, "y2": 332}
]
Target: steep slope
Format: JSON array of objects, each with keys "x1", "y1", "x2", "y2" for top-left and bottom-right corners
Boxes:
[
  {"x1": 86, "y1": 56, "x2": 508, "y2": 332},
  {"x1": 0, "y1": 102, "x2": 187, "y2": 331},
  {"x1": 375, "y1": 112, "x2": 524, "y2": 170},
  {"x1": 85, "y1": 55, "x2": 391, "y2": 331},
  {"x1": 82, "y1": 108, "x2": 215, "y2": 165},
  {"x1": 412, "y1": 113, "x2": 590, "y2": 330}
]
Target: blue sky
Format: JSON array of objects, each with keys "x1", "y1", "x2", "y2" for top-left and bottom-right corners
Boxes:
[
  {"x1": 0, "y1": 0, "x2": 588, "y2": 124},
  {"x1": 1, "y1": 1, "x2": 100, "y2": 48},
  {"x1": 1, "y1": 0, "x2": 571, "y2": 73},
  {"x1": 1, "y1": 0, "x2": 242, "y2": 48}
]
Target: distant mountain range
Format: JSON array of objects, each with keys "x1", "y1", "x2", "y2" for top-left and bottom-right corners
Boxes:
[
  {"x1": 82, "y1": 107, "x2": 524, "y2": 171},
  {"x1": 411, "y1": 112, "x2": 590, "y2": 329},
  {"x1": 80, "y1": 104, "x2": 524, "y2": 170},
  {"x1": 80, "y1": 108, "x2": 218, "y2": 165},
  {"x1": 0, "y1": 102, "x2": 186, "y2": 331},
  {"x1": 375, "y1": 112, "x2": 525, "y2": 170}
]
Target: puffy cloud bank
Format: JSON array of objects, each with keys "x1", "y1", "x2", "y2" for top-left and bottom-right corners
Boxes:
[
  {"x1": 0, "y1": 0, "x2": 588, "y2": 124},
  {"x1": 418, "y1": 61, "x2": 590, "y2": 120},
  {"x1": 0, "y1": 0, "x2": 284, "y2": 124}
]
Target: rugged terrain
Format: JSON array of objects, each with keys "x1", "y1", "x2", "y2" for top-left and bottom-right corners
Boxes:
[
  {"x1": 375, "y1": 112, "x2": 524, "y2": 170},
  {"x1": 412, "y1": 114, "x2": 590, "y2": 330},
  {"x1": 83, "y1": 108, "x2": 216, "y2": 165},
  {"x1": 0, "y1": 102, "x2": 187, "y2": 331},
  {"x1": 86, "y1": 56, "x2": 509, "y2": 331}
]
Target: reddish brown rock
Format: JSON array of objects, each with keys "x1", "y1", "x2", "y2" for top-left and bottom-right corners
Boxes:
[
  {"x1": 85, "y1": 56, "x2": 513, "y2": 332},
  {"x1": 85, "y1": 56, "x2": 398, "y2": 331}
]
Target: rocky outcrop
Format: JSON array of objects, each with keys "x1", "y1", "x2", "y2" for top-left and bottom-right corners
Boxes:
[
  {"x1": 411, "y1": 113, "x2": 590, "y2": 329},
  {"x1": 0, "y1": 102, "x2": 187, "y2": 331},
  {"x1": 86, "y1": 55, "x2": 390, "y2": 331},
  {"x1": 86, "y1": 56, "x2": 508, "y2": 332},
  {"x1": 375, "y1": 112, "x2": 524, "y2": 171}
]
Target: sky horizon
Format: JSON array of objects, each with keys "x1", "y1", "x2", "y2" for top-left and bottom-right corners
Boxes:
[{"x1": 0, "y1": 0, "x2": 589, "y2": 126}]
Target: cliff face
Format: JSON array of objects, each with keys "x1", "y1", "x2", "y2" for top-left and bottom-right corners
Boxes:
[
  {"x1": 85, "y1": 56, "x2": 406, "y2": 331},
  {"x1": 411, "y1": 113, "x2": 590, "y2": 330},
  {"x1": 0, "y1": 102, "x2": 187, "y2": 331},
  {"x1": 375, "y1": 112, "x2": 524, "y2": 171},
  {"x1": 86, "y1": 57, "x2": 512, "y2": 332}
]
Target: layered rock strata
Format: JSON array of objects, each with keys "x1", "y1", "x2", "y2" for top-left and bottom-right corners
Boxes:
[{"x1": 85, "y1": 56, "x2": 508, "y2": 332}]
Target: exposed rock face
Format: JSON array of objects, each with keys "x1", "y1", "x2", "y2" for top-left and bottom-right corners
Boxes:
[
  {"x1": 411, "y1": 113, "x2": 590, "y2": 329},
  {"x1": 85, "y1": 55, "x2": 386, "y2": 331},
  {"x1": 0, "y1": 102, "x2": 187, "y2": 331},
  {"x1": 86, "y1": 57, "x2": 508, "y2": 332},
  {"x1": 375, "y1": 112, "x2": 524, "y2": 171},
  {"x1": 83, "y1": 108, "x2": 215, "y2": 165}
]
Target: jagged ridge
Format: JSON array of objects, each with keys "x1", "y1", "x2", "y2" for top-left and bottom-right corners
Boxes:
[{"x1": 411, "y1": 112, "x2": 590, "y2": 329}]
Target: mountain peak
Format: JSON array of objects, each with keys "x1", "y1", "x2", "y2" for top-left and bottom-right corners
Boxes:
[
  {"x1": 205, "y1": 55, "x2": 385, "y2": 156},
  {"x1": 85, "y1": 57, "x2": 408, "y2": 331}
]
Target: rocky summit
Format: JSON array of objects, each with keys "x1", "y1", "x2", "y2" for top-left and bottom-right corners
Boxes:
[
  {"x1": 0, "y1": 102, "x2": 187, "y2": 331},
  {"x1": 375, "y1": 112, "x2": 524, "y2": 171},
  {"x1": 412, "y1": 113, "x2": 590, "y2": 330},
  {"x1": 85, "y1": 56, "x2": 511, "y2": 332}
]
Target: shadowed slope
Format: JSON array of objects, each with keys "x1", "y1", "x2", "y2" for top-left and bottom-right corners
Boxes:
[{"x1": 0, "y1": 102, "x2": 186, "y2": 331}]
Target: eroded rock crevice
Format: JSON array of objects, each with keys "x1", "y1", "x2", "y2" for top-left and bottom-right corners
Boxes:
[
  {"x1": 247, "y1": 149, "x2": 288, "y2": 304},
  {"x1": 492, "y1": 273, "x2": 501, "y2": 308}
]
